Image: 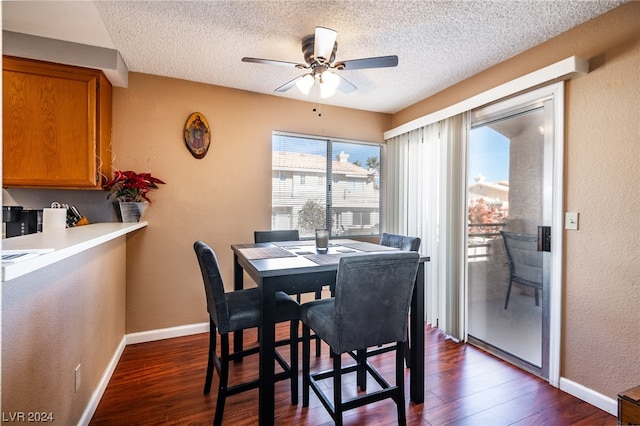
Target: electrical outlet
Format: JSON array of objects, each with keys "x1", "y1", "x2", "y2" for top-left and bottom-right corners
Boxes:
[
  {"x1": 565, "y1": 212, "x2": 579, "y2": 230},
  {"x1": 75, "y1": 364, "x2": 81, "y2": 393}
]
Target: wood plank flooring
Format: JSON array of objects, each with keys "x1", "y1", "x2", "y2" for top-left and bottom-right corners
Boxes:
[{"x1": 90, "y1": 324, "x2": 616, "y2": 425}]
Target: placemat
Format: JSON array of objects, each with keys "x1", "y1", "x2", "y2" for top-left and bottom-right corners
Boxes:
[
  {"x1": 336, "y1": 241, "x2": 399, "y2": 252},
  {"x1": 303, "y1": 254, "x2": 344, "y2": 265},
  {"x1": 274, "y1": 240, "x2": 315, "y2": 248},
  {"x1": 304, "y1": 250, "x2": 362, "y2": 265},
  {"x1": 238, "y1": 246, "x2": 296, "y2": 260}
]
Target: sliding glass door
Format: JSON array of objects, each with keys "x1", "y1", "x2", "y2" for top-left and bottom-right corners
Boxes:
[{"x1": 466, "y1": 92, "x2": 554, "y2": 378}]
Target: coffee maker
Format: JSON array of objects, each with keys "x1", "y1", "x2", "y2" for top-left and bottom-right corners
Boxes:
[{"x1": 3, "y1": 206, "x2": 43, "y2": 238}]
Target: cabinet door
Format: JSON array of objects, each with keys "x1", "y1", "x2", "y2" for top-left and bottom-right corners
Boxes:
[{"x1": 3, "y1": 57, "x2": 105, "y2": 188}]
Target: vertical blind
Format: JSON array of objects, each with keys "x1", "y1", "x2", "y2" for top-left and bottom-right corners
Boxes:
[{"x1": 384, "y1": 114, "x2": 467, "y2": 340}]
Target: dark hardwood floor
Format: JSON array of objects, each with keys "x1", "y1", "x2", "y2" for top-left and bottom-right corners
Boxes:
[{"x1": 90, "y1": 324, "x2": 616, "y2": 425}]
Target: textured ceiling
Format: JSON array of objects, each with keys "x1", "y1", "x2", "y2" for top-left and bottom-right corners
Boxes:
[{"x1": 2, "y1": 0, "x2": 626, "y2": 114}]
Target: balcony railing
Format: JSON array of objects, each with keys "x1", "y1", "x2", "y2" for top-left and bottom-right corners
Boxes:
[{"x1": 468, "y1": 222, "x2": 506, "y2": 261}]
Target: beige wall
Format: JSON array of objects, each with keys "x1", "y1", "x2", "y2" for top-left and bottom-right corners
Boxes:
[
  {"x1": 562, "y1": 6, "x2": 639, "y2": 398},
  {"x1": 2, "y1": 239, "x2": 126, "y2": 424},
  {"x1": 111, "y1": 75, "x2": 391, "y2": 333},
  {"x1": 392, "y1": 2, "x2": 640, "y2": 401}
]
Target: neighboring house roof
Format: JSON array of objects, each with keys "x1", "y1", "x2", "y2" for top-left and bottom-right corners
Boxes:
[
  {"x1": 468, "y1": 175, "x2": 509, "y2": 203},
  {"x1": 273, "y1": 151, "x2": 374, "y2": 178}
]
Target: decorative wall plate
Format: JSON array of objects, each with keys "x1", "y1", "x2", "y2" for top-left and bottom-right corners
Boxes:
[{"x1": 183, "y1": 112, "x2": 211, "y2": 159}]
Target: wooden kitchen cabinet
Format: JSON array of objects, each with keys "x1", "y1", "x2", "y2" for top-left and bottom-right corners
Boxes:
[{"x1": 2, "y1": 56, "x2": 112, "y2": 189}]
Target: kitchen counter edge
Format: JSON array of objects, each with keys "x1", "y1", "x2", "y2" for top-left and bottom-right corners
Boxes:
[{"x1": 2, "y1": 221, "x2": 148, "y2": 282}]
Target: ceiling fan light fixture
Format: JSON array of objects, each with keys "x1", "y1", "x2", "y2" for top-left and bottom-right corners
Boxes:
[
  {"x1": 318, "y1": 70, "x2": 340, "y2": 98},
  {"x1": 320, "y1": 82, "x2": 337, "y2": 99},
  {"x1": 321, "y1": 70, "x2": 340, "y2": 90},
  {"x1": 296, "y1": 74, "x2": 315, "y2": 95},
  {"x1": 243, "y1": 27, "x2": 398, "y2": 98}
]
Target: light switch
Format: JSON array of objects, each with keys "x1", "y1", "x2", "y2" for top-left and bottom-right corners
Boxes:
[{"x1": 565, "y1": 212, "x2": 579, "y2": 230}]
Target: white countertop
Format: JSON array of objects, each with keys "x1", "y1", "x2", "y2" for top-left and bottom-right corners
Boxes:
[{"x1": 2, "y1": 221, "x2": 147, "y2": 282}]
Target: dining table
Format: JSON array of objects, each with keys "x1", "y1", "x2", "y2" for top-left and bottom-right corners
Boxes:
[{"x1": 231, "y1": 238, "x2": 429, "y2": 426}]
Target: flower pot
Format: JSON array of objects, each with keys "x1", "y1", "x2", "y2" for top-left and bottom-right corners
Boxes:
[{"x1": 114, "y1": 202, "x2": 148, "y2": 223}]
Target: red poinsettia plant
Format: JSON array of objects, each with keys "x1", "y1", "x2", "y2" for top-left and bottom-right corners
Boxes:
[{"x1": 104, "y1": 170, "x2": 166, "y2": 203}]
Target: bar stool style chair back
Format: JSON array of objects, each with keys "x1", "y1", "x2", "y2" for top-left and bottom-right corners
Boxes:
[
  {"x1": 379, "y1": 232, "x2": 421, "y2": 366},
  {"x1": 380, "y1": 232, "x2": 421, "y2": 252},
  {"x1": 301, "y1": 252, "x2": 420, "y2": 426},
  {"x1": 254, "y1": 229, "x2": 299, "y2": 244},
  {"x1": 193, "y1": 241, "x2": 300, "y2": 426},
  {"x1": 500, "y1": 231, "x2": 543, "y2": 309},
  {"x1": 254, "y1": 229, "x2": 323, "y2": 357}
]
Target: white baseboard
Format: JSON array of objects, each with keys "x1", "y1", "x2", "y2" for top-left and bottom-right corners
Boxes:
[
  {"x1": 81, "y1": 322, "x2": 209, "y2": 425},
  {"x1": 78, "y1": 336, "x2": 127, "y2": 426},
  {"x1": 125, "y1": 322, "x2": 209, "y2": 345},
  {"x1": 560, "y1": 377, "x2": 618, "y2": 416}
]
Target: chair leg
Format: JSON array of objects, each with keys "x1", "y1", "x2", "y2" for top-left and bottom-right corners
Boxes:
[
  {"x1": 404, "y1": 322, "x2": 411, "y2": 368},
  {"x1": 314, "y1": 290, "x2": 322, "y2": 357},
  {"x1": 204, "y1": 319, "x2": 216, "y2": 394},
  {"x1": 214, "y1": 334, "x2": 230, "y2": 426},
  {"x1": 356, "y1": 349, "x2": 367, "y2": 391},
  {"x1": 396, "y1": 342, "x2": 407, "y2": 426},
  {"x1": 302, "y1": 325, "x2": 311, "y2": 407},
  {"x1": 314, "y1": 334, "x2": 321, "y2": 358},
  {"x1": 290, "y1": 319, "x2": 299, "y2": 405},
  {"x1": 333, "y1": 350, "x2": 344, "y2": 426},
  {"x1": 504, "y1": 280, "x2": 513, "y2": 309},
  {"x1": 404, "y1": 340, "x2": 410, "y2": 369}
]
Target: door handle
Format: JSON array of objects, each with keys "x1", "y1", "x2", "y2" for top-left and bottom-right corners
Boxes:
[{"x1": 538, "y1": 226, "x2": 551, "y2": 252}]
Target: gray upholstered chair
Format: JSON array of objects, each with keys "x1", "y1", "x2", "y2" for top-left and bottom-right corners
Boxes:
[
  {"x1": 379, "y1": 232, "x2": 421, "y2": 366},
  {"x1": 193, "y1": 241, "x2": 300, "y2": 426},
  {"x1": 500, "y1": 231, "x2": 543, "y2": 309},
  {"x1": 380, "y1": 232, "x2": 421, "y2": 252},
  {"x1": 301, "y1": 251, "x2": 420, "y2": 426},
  {"x1": 254, "y1": 229, "x2": 322, "y2": 356},
  {"x1": 255, "y1": 230, "x2": 310, "y2": 306},
  {"x1": 254, "y1": 229, "x2": 299, "y2": 244}
]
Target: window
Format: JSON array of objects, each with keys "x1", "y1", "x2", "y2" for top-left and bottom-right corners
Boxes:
[{"x1": 272, "y1": 132, "x2": 383, "y2": 238}]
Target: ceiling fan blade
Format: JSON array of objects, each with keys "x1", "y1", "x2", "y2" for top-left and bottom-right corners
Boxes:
[
  {"x1": 335, "y1": 55, "x2": 398, "y2": 71},
  {"x1": 274, "y1": 75, "x2": 304, "y2": 93},
  {"x1": 314, "y1": 27, "x2": 337, "y2": 62},
  {"x1": 337, "y1": 74, "x2": 357, "y2": 94},
  {"x1": 242, "y1": 57, "x2": 306, "y2": 69}
]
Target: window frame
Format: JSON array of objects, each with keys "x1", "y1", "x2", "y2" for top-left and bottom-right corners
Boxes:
[{"x1": 271, "y1": 131, "x2": 384, "y2": 238}]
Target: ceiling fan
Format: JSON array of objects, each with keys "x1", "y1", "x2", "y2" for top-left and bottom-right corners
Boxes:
[{"x1": 242, "y1": 27, "x2": 398, "y2": 98}]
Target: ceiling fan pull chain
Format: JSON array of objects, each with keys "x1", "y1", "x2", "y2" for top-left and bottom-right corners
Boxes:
[{"x1": 312, "y1": 103, "x2": 322, "y2": 117}]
